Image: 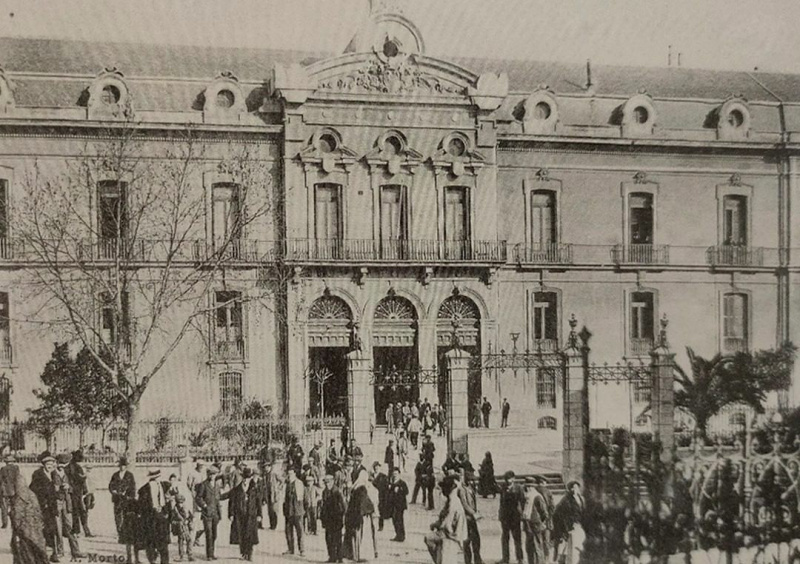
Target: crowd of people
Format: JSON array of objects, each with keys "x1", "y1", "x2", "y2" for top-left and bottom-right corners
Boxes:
[{"x1": 0, "y1": 430, "x2": 587, "y2": 564}]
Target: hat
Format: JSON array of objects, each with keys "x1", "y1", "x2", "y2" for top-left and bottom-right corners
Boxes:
[
  {"x1": 56, "y1": 453, "x2": 71, "y2": 466},
  {"x1": 118, "y1": 456, "x2": 128, "y2": 467},
  {"x1": 323, "y1": 474, "x2": 334, "y2": 482},
  {"x1": 175, "y1": 494, "x2": 186, "y2": 503},
  {"x1": 39, "y1": 451, "x2": 55, "y2": 464},
  {"x1": 72, "y1": 450, "x2": 84, "y2": 463},
  {"x1": 3, "y1": 452, "x2": 15, "y2": 463},
  {"x1": 503, "y1": 470, "x2": 516, "y2": 480},
  {"x1": 242, "y1": 468, "x2": 253, "y2": 478},
  {"x1": 148, "y1": 469, "x2": 161, "y2": 479},
  {"x1": 207, "y1": 466, "x2": 220, "y2": 475}
]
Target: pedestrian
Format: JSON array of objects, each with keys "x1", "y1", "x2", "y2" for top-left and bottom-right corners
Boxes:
[
  {"x1": 424, "y1": 475, "x2": 466, "y2": 564},
  {"x1": 385, "y1": 402, "x2": 395, "y2": 434},
  {"x1": 266, "y1": 461, "x2": 284, "y2": 530},
  {"x1": 320, "y1": 474, "x2": 346, "y2": 563},
  {"x1": 421, "y1": 433, "x2": 436, "y2": 464},
  {"x1": 137, "y1": 469, "x2": 170, "y2": 564},
  {"x1": 340, "y1": 425, "x2": 350, "y2": 458},
  {"x1": 304, "y1": 474, "x2": 319, "y2": 535},
  {"x1": 287, "y1": 435, "x2": 304, "y2": 474},
  {"x1": 170, "y1": 494, "x2": 194, "y2": 562},
  {"x1": 282, "y1": 467, "x2": 305, "y2": 557},
  {"x1": 421, "y1": 397, "x2": 430, "y2": 418},
  {"x1": 402, "y1": 401, "x2": 411, "y2": 427},
  {"x1": 229, "y1": 467, "x2": 261, "y2": 561},
  {"x1": 430, "y1": 405, "x2": 439, "y2": 435},
  {"x1": 437, "y1": 406, "x2": 447, "y2": 436},
  {"x1": 522, "y1": 478, "x2": 547, "y2": 564},
  {"x1": 423, "y1": 459, "x2": 436, "y2": 511},
  {"x1": 117, "y1": 480, "x2": 142, "y2": 564},
  {"x1": 501, "y1": 398, "x2": 511, "y2": 428},
  {"x1": 481, "y1": 397, "x2": 492, "y2": 428},
  {"x1": 343, "y1": 459, "x2": 377, "y2": 561},
  {"x1": 326, "y1": 439, "x2": 340, "y2": 475},
  {"x1": 109, "y1": 457, "x2": 137, "y2": 536},
  {"x1": 53, "y1": 453, "x2": 84, "y2": 561},
  {"x1": 535, "y1": 477, "x2": 554, "y2": 562},
  {"x1": 472, "y1": 398, "x2": 482, "y2": 428},
  {"x1": 397, "y1": 430, "x2": 409, "y2": 472},
  {"x1": 478, "y1": 452, "x2": 499, "y2": 498},
  {"x1": 349, "y1": 438, "x2": 363, "y2": 460},
  {"x1": 442, "y1": 451, "x2": 459, "y2": 476},
  {"x1": 411, "y1": 402, "x2": 419, "y2": 420},
  {"x1": 407, "y1": 416, "x2": 421, "y2": 450},
  {"x1": 552, "y1": 481, "x2": 586, "y2": 564},
  {"x1": 393, "y1": 403, "x2": 403, "y2": 434},
  {"x1": 499, "y1": 471, "x2": 525, "y2": 564},
  {"x1": 387, "y1": 467, "x2": 408, "y2": 542},
  {"x1": 370, "y1": 461, "x2": 390, "y2": 532},
  {"x1": 0, "y1": 452, "x2": 14, "y2": 529},
  {"x1": 458, "y1": 469, "x2": 483, "y2": 564},
  {"x1": 194, "y1": 466, "x2": 227, "y2": 560},
  {"x1": 0, "y1": 458, "x2": 49, "y2": 564},
  {"x1": 411, "y1": 454, "x2": 426, "y2": 506},
  {"x1": 384, "y1": 438, "x2": 396, "y2": 475}
]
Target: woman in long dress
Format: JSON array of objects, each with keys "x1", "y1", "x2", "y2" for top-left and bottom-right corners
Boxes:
[
  {"x1": 478, "y1": 451, "x2": 499, "y2": 498},
  {"x1": 343, "y1": 463, "x2": 377, "y2": 562},
  {"x1": 0, "y1": 463, "x2": 49, "y2": 564}
]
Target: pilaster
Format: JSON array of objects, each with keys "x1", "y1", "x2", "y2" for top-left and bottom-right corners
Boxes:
[
  {"x1": 650, "y1": 315, "x2": 675, "y2": 464},
  {"x1": 347, "y1": 350, "x2": 374, "y2": 445},
  {"x1": 445, "y1": 347, "x2": 471, "y2": 455},
  {"x1": 562, "y1": 316, "x2": 588, "y2": 486}
]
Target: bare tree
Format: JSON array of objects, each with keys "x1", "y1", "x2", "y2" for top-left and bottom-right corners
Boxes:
[{"x1": 16, "y1": 119, "x2": 285, "y2": 462}]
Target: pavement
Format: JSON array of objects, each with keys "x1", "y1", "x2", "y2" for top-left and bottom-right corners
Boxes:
[{"x1": 0, "y1": 433, "x2": 531, "y2": 564}]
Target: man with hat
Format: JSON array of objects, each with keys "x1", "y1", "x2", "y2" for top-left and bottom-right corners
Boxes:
[
  {"x1": 138, "y1": 468, "x2": 171, "y2": 564},
  {"x1": 457, "y1": 467, "x2": 483, "y2": 564},
  {"x1": 0, "y1": 451, "x2": 15, "y2": 529},
  {"x1": 30, "y1": 451, "x2": 60, "y2": 561},
  {"x1": 521, "y1": 477, "x2": 548, "y2": 564},
  {"x1": 109, "y1": 456, "x2": 136, "y2": 535},
  {"x1": 229, "y1": 466, "x2": 261, "y2": 561},
  {"x1": 53, "y1": 452, "x2": 84, "y2": 560},
  {"x1": 194, "y1": 465, "x2": 228, "y2": 560},
  {"x1": 498, "y1": 471, "x2": 524, "y2": 564},
  {"x1": 265, "y1": 460, "x2": 284, "y2": 531},
  {"x1": 66, "y1": 449, "x2": 93, "y2": 537},
  {"x1": 320, "y1": 473, "x2": 346, "y2": 563}
]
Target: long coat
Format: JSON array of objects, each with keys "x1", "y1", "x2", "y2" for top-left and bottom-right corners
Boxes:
[
  {"x1": 28, "y1": 468, "x2": 58, "y2": 542},
  {"x1": 372, "y1": 472, "x2": 390, "y2": 519},
  {"x1": 137, "y1": 481, "x2": 171, "y2": 548},
  {"x1": 320, "y1": 486, "x2": 346, "y2": 531},
  {"x1": 194, "y1": 479, "x2": 227, "y2": 520},
  {"x1": 229, "y1": 479, "x2": 261, "y2": 548},
  {"x1": 108, "y1": 470, "x2": 136, "y2": 506},
  {"x1": 387, "y1": 479, "x2": 408, "y2": 517}
]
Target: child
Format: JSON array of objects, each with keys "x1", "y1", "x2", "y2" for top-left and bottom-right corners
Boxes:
[
  {"x1": 304, "y1": 474, "x2": 320, "y2": 535},
  {"x1": 171, "y1": 494, "x2": 194, "y2": 562}
]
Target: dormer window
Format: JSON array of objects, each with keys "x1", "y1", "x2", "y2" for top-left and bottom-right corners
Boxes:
[
  {"x1": 447, "y1": 137, "x2": 466, "y2": 157},
  {"x1": 727, "y1": 109, "x2": 745, "y2": 128},
  {"x1": 216, "y1": 89, "x2": 235, "y2": 109},
  {"x1": 317, "y1": 133, "x2": 338, "y2": 154},
  {"x1": 633, "y1": 106, "x2": 649, "y2": 124},
  {"x1": 383, "y1": 135, "x2": 403, "y2": 156},
  {"x1": 101, "y1": 85, "x2": 121, "y2": 105},
  {"x1": 533, "y1": 102, "x2": 552, "y2": 120}
]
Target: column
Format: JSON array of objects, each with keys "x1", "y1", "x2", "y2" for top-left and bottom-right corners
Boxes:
[
  {"x1": 562, "y1": 345, "x2": 587, "y2": 486},
  {"x1": 417, "y1": 319, "x2": 438, "y2": 404},
  {"x1": 650, "y1": 316, "x2": 675, "y2": 464},
  {"x1": 445, "y1": 348, "x2": 471, "y2": 456},
  {"x1": 347, "y1": 349, "x2": 374, "y2": 446}
]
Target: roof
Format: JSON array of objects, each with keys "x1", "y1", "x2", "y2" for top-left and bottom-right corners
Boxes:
[{"x1": 2, "y1": 36, "x2": 800, "y2": 108}]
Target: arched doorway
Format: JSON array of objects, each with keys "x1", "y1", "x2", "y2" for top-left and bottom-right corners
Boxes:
[
  {"x1": 373, "y1": 292, "x2": 419, "y2": 424},
  {"x1": 307, "y1": 294, "x2": 352, "y2": 418},
  {"x1": 437, "y1": 293, "x2": 481, "y2": 424}
]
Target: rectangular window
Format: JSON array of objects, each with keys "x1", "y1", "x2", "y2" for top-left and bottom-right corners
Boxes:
[
  {"x1": 99, "y1": 292, "x2": 130, "y2": 348},
  {"x1": 315, "y1": 183, "x2": 342, "y2": 259},
  {"x1": 212, "y1": 183, "x2": 242, "y2": 242},
  {"x1": 630, "y1": 292, "x2": 655, "y2": 340},
  {"x1": 380, "y1": 185, "x2": 407, "y2": 259},
  {"x1": 532, "y1": 291, "x2": 558, "y2": 346},
  {"x1": 536, "y1": 368, "x2": 557, "y2": 409},
  {"x1": 0, "y1": 292, "x2": 9, "y2": 363},
  {"x1": 723, "y1": 293, "x2": 748, "y2": 353},
  {"x1": 444, "y1": 187, "x2": 469, "y2": 241},
  {"x1": 219, "y1": 371, "x2": 243, "y2": 414},
  {"x1": 98, "y1": 180, "x2": 128, "y2": 241},
  {"x1": 629, "y1": 193, "x2": 653, "y2": 245},
  {"x1": 633, "y1": 377, "x2": 651, "y2": 404},
  {"x1": 215, "y1": 290, "x2": 244, "y2": 360},
  {"x1": 0, "y1": 179, "x2": 8, "y2": 240},
  {"x1": 530, "y1": 190, "x2": 556, "y2": 248},
  {"x1": 723, "y1": 196, "x2": 747, "y2": 246}
]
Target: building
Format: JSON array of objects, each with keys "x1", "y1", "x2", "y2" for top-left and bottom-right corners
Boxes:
[{"x1": 0, "y1": 2, "x2": 798, "y2": 444}]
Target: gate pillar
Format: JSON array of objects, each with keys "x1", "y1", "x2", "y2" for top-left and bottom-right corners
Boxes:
[
  {"x1": 562, "y1": 315, "x2": 589, "y2": 486},
  {"x1": 650, "y1": 315, "x2": 675, "y2": 464},
  {"x1": 347, "y1": 350, "x2": 373, "y2": 446},
  {"x1": 445, "y1": 347, "x2": 471, "y2": 456}
]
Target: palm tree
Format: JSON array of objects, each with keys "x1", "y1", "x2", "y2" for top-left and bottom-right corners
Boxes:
[{"x1": 674, "y1": 348, "x2": 734, "y2": 441}]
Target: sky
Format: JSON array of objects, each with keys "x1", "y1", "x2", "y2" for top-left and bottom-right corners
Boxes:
[{"x1": 1, "y1": 0, "x2": 800, "y2": 74}]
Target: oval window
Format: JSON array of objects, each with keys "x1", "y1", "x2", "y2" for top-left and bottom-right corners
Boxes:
[
  {"x1": 727, "y1": 109, "x2": 745, "y2": 128},
  {"x1": 447, "y1": 137, "x2": 466, "y2": 157},
  {"x1": 216, "y1": 89, "x2": 235, "y2": 109},
  {"x1": 318, "y1": 133, "x2": 338, "y2": 154},
  {"x1": 633, "y1": 106, "x2": 649, "y2": 124},
  {"x1": 534, "y1": 101, "x2": 552, "y2": 120},
  {"x1": 101, "y1": 85, "x2": 121, "y2": 105}
]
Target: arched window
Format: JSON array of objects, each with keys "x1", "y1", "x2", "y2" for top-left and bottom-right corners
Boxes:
[
  {"x1": 219, "y1": 371, "x2": 243, "y2": 414},
  {"x1": 538, "y1": 416, "x2": 557, "y2": 430}
]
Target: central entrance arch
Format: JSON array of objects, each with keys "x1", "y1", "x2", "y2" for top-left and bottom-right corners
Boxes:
[
  {"x1": 436, "y1": 293, "x2": 481, "y2": 424},
  {"x1": 372, "y1": 292, "x2": 419, "y2": 424},
  {"x1": 307, "y1": 294, "x2": 352, "y2": 418}
]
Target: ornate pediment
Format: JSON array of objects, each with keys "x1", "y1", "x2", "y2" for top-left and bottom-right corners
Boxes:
[{"x1": 317, "y1": 54, "x2": 466, "y2": 96}]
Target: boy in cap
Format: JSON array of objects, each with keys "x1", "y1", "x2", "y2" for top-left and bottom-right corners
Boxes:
[
  {"x1": 304, "y1": 473, "x2": 319, "y2": 535},
  {"x1": 171, "y1": 493, "x2": 194, "y2": 562}
]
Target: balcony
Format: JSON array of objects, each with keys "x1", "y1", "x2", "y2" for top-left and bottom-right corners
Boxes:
[
  {"x1": 78, "y1": 239, "x2": 147, "y2": 261},
  {"x1": 193, "y1": 240, "x2": 275, "y2": 263},
  {"x1": 612, "y1": 244, "x2": 670, "y2": 266},
  {"x1": 630, "y1": 338, "x2": 654, "y2": 356},
  {"x1": 531, "y1": 339, "x2": 560, "y2": 353},
  {"x1": 514, "y1": 243, "x2": 573, "y2": 265},
  {"x1": 0, "y1": 342, "x2": 12, "y2": 365},
  {"x1": 723, "y1": 337, "x2": 748, "y2": 355},
  {"x1": 283, "y1": 239, "x2": 507, "y2": 264},
  {"x1": 706, "y1": 246, "x2": 764, "y2": 268},
  {"x1": 0, "y1": 239, "x2": 20, "y2": 260},
  {"x1": 214, "y1": 339, "x2": 245, "y2": 362}
]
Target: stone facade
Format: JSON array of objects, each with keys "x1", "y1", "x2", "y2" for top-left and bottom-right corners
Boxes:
[{"x1": 0, "y1": 3, "x2": 797, "y2": 446}]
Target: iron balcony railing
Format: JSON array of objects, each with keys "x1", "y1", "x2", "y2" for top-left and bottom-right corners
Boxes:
[
  {"x1": 282, "y1": 238, "x2": 508, "y2": 263},
  {"x1": 214, "y1": 339, "x2": 245, "y2": 362},
  {"x1": 193, "y1": 240, "x2": 276, "y2": 263},
  {"x1": 0, "y1": 342, "x2": 12, "y2": 365},
  {"x1": 630, "y1": 338, "x2": 654, "y2": 356},
  {"x1": 723, "y1": 337, "x2": 748, "y2": 354},
  {"x1": 514, "y1": 243, "x2": 573, "y2": 265},
  {"x1": 706, "y1": 245, "x2": 764, "y2": 267},
  {"x1": 611, "y1": 244, "x2": 670, "y2": 265},
  {"x1": 531, "y1": 339, "x2": 560, "y2": 353}
]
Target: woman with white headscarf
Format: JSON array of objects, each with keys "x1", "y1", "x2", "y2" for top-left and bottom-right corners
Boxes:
[{"x1": 343, "y1": 458, "x2": 377, "y2": 561}]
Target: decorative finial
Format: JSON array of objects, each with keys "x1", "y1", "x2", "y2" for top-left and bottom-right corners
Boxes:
[
  {"x1": 450, "y1": 318, "x2": 461, "y2": 348},
  {"x1": 729, "y1": 173, "x2": 742, "y2": 187},
  {"x1": 633, "y1": 171, "x2": 648, "y2": 184},
  {"x1": 658, "y1": 314, "x2": 669, "y2": 348},
  {"x1": 567, "y1": 314, "x2": 579, "y2": 349},
  {"x1": 535, "y1": 168, "x2": 550, "y2": 181}
]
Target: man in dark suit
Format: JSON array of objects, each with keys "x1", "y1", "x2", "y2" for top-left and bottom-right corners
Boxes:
[
  {"x1": 481, "y1": 397, "x2": 492, "y2": 429},
  {"x1": 138, "y1": 469, "x2": 170, "y2": 564},
  {"x1": 194, "y1": 466, "x2": 227, "y2": 560},
  {"x1": 0, "y1": 452, "x2": 15, "y2": 529},
  {"x1": 108, "y1": 456, "x2": 136, "y2": 534},
  {"x1": 499, "y1": 471, "x2": 525, "y2": 564},
  {"x1": 66, "y1": 449, "x2": 92, "y2": 537},
  {"x1": 384, "y1": 438, "x2": 396, "y2": 475},
  {"x1": 501, "y1": 398, "x2": 511, "y2": 428},
  {"x1": 282, "y1": 467, "x2": 305, "y2": 557},
  {"x1": 320, "y1": 474, "x2": 345, "y2": 563},
  {"x1": 53, "y1": 453, "x2": 83, "y2": 560},
  {"x1": 387, "y1": 467, "x2": 408, "y2": 542},
  {"x1": 30, "y1": 451, "x2": 78, "y2": 562},
  {"x1": 229, "y1": 467, "x2": 261, "y2": 561}
]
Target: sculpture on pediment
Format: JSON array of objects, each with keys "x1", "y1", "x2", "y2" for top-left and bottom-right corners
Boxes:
[{"x1": 318, "y1": 55, "x2": 465, "y2": 96}]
